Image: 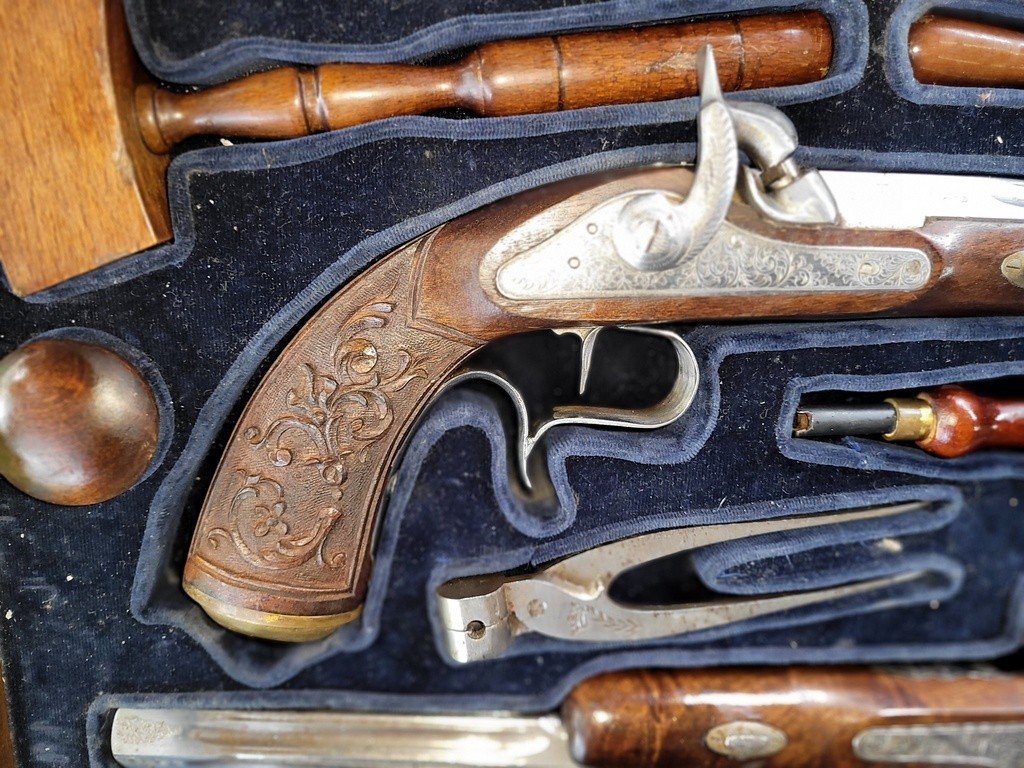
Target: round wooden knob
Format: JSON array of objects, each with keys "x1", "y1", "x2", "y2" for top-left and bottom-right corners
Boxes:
[{"x1": 0, "y1": 338, "x2": 160, "y2": 505}]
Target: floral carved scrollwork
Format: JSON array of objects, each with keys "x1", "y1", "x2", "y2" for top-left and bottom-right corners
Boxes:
[
  {"x1": 210, "y1": 292, "x2": 427, "y2": 572},
  {"x1": 207, "y1": 473, "x2": 344, "y2": 571}
]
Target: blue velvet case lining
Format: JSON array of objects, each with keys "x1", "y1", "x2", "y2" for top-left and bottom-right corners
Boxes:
[{"x1": 0, "y1": 0, "x2": 1022, "y2": 766}]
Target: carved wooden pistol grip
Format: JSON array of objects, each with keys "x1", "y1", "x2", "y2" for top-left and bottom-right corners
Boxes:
[
  {"x1": 182, "y1": 240, "x2": 486, "y2": 641},
  {"x1": 182, "y1": 171, "x2": 681, "y2": 641},
  {"x1": 185, "y1": 166, "x2": 1024, "y2": 642}
]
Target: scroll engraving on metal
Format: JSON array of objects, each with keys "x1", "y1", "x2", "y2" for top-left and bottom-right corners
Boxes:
[
  {"x1": 495, "y1": 209, "x2": 931, "y2": 300},
  {"x1": 487, "y1": 48, "x2": 914, "y2": 302},
  {"x1": 203, "y1": 293, "x2": 427, "y2": 575},
  {"x1": 853, "y1": 723, "x2": 1024, "y2": 768}
]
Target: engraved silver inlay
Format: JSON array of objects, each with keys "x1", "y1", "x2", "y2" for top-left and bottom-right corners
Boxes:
[
  {"x1": 1001, "y1": 251, "x2": 1024, "y2": 289},
  {"x1": 494, "y1": 191, "x2": 931, "y2": 301},
  {"x1": 705, "y1": 721, "x2": 789, "y2": 761},
  {"x1": 853, "y1": 723, "x2": 1024, "y2": 768}
]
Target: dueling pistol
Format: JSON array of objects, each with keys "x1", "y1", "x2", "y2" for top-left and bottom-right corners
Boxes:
[
  {"x1": 112, "y1": 667, "x2": 1024, "y2": 768},
  {"x1": 183, "y1": 48, "x2": 1024, "y2": 642}
]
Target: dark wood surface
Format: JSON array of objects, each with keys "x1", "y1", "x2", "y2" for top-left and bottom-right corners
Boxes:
[
  {"x1": 0, "y1": 660, "x2": 13, "y2": 768},
  {"x1": 563, "y1": 667, "x2": 1024, "y2": 768},
  {"x1": 919, "y1": 384, "x2": 1024, "y2": 457},
  {"x1": 184, "y1": 165, "x2": 1024, "y2": 640},
  {"x1": 137, "y1": 11, "x2": 832, "y2": 152},
  {"x1": 910, "y1": 14, "x2": 1024, "y2": 88},
  {"x1": 0, "y1": 339, "x2": 159, "y2": 506}
]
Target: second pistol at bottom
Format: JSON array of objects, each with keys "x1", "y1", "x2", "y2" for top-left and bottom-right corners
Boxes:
[
  {"x1": 110, "y1": 667, "x2": 1024, "y2": 768},
  {"x1": 794, "y1": 384, "x2": 1024, "y2": 457}
]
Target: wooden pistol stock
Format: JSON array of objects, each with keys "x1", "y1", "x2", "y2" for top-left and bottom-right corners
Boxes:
[
  {"x1": 183, "y1": 56, "x2": 1024, "y2": 641},
  {"x1": 111, "y1": 666, "x2": 1024, "y2": 766}
]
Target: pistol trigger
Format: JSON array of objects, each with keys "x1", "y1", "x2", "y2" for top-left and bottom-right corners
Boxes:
[{"x1": 551, "y1": 326, "x2": 604, "y2": 394}]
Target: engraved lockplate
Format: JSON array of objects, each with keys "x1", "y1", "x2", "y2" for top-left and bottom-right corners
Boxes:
[
  {"x1": 493, "y1": 192, "x2": 931, "y2": 300},
  {"x1": 853, "y1": 723, "x2": 1024, "y2": 768}
]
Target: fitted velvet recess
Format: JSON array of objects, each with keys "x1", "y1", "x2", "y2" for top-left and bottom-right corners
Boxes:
[{"x1": 0, "y1": 1, "x2": 1022, "y2": 767}]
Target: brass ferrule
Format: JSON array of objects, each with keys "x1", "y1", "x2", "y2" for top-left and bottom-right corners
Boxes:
[
  {"x1": 882, "y1": 397, "x2": 936, "y2": 442},
  {"x1": 184, "y1": 582, "x2": 361, "y2": 643}
]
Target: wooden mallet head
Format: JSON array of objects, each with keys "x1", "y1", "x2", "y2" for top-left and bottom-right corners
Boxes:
[{"x1": 0, "y1": 0, "x2": 170, "y2": 297}]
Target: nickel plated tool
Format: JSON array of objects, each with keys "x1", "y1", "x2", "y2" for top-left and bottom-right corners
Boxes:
[{"x1": 437, "y1": 500, "x2": 935, "y2": 663}]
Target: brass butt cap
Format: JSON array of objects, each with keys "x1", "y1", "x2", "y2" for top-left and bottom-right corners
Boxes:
[
  {"x1": 882, "y1": 397, "x2": 936, "y2": 443},
  {"x1": 184, "y1": 582, "x2": 362, "y2": 643}
]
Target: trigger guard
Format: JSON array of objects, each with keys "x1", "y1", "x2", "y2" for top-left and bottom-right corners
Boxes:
[
  {"x1": 535, "y1": 326, "x2": 699, "y2": 437},
  {"x1": 437, "y1": 369, "x2": 535, "y2": 489},
  {"x1": 440, "y1": 327, "x2": 700, "y2": 491}
]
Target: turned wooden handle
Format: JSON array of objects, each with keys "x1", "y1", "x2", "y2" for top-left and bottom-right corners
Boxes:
[
  {"x1": 136, "y1": 11, "x2": 832, "y2": 152},
  {"x1": 916, "y1": 384, "x2": 1024, "y2": 458},
  {"x1": 563, "y1": 667, "x2": 1024, "y2": 768},
  {"x1": 910, "y1": 14, "x2": 1024, "y2": 87}
]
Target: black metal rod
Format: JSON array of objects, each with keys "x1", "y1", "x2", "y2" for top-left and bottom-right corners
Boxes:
[{"x1": 793, "y1": 403, "x2": 898, "y2": 438}]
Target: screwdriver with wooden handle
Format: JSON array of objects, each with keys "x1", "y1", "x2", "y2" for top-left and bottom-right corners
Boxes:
[
  {"x1": 794, "y1": 384, "x2": 1024, "y2": 458},
  {"x1": 110, "y1": 667, "x2": 1024, "y2": 767}
]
